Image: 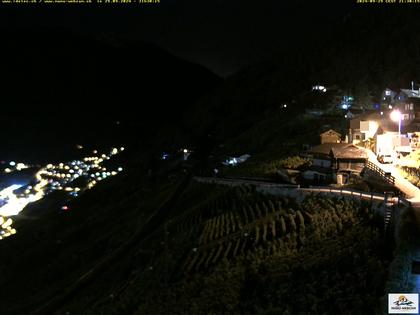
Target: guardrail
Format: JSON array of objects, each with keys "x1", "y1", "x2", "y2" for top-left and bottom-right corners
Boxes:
[
  {"x1": 193, "y1": 177, "x2": 413, "y2": 209},
  {"x1": 193, "y1": 176, "x2": 300, "y2": 189},
  {"x1": 397, "y1": 196, "x2": 411, "y2": 208},
  {"x1": 302, "y1": 185, "x2": 387, "y2": 202},
  {"x1": 364, "y1": 161, "x2": 395, "y2": 185},
  {"x1": 194, "y1": 176, "x2": 388, "y2": 202}
]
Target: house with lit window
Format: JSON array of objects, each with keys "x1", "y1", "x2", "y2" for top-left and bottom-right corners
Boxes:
[
  {"x1": 339, "y1": 95, "x2": 354, "y2": 110},
  {"x1": 381, "y1": 88, "x2": 397, "y2": 105},
  {"x1": 348, "y1": 112, "x2": 381, "y2": 144},
  {"x1": 312, "y1": 85, "x2": 327, "y2": 92},
  {"x1": 400, "y1": 102, "x2": 415, "y2": 121},
  {"x1": 303, "y1": 143, "x2": 367, "y2": 184},
  {"x1": 393, "y1": 88, "x2": 420, "y2": 122},
  {"x1": 320, "y1": 129, "x2": 341, "y2": 144}
]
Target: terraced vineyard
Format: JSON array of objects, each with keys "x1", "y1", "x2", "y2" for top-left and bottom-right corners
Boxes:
[
  {"x1": 175, "y1": 184, "x2": 371, "y2": 275},
  {"x1": 60, "y1": 182, "x2": 390, "y2": 315},
  {"x1": 123, "y1": 182, "x2": 389, "y2": 315}
]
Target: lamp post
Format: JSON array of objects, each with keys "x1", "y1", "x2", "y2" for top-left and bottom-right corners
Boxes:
[
  {"x1": 390, "y1": 110, "x2": 402, "y2": 161},
  {"x1": 390, "y1": 110, "x2": 401, "y2": 137}
]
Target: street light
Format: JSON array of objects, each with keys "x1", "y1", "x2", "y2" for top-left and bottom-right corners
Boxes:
[
  {"x1": 390, "y1": 110, "x2": 402, "y2": 162},
  {"x1": 390, "y1": 110, "x2": 401, "y2": 137}
]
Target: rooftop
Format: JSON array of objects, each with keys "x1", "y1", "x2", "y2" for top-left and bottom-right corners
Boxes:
[
  {"x1": 310, "y1": 143, "x2": 367, "y2": 159},
  {"x1": 320, "y1": 129, "x2": 341, "y2": 137},
  {"x1": 332, "y1": 144, "x2": 367, "y2": 159},
  {"x1": 400, "y1": 89, "x2": 420, "y2": 98},
  {"x1": 310, "y1": 143, "x2": 350, "y2": 155}
]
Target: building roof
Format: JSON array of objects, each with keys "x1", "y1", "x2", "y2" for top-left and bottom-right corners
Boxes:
[
  {"x1": 320, "y1": 129, "x2": 341, "y2": 137},
  {"x1": 309, "y1": 143, "x2": 367, "y2": 159},
  {"x1": 332, "y1": 144, "x2": 367, "y2": 159},
  {"x1": 400, "y1": 89, "x2": 420, "y2": 98},
  {"x1": 309, "y1": 143, "x2": 349, "y2": 155}
]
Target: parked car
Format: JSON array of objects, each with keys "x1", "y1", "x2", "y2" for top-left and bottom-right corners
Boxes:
[{"x1": 377, "y1": 154, "x2": 393, "y2": 164}]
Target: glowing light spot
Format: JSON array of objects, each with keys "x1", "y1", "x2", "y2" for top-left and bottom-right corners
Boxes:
[
  {"x1": 16, "y1": 163, "x2": 28, "y2": 171},
  {"x1": 2, "y1": 218, "x2": 13, "y2": 229},
  {"x1": 390, "y1": 110, "x2": 401, "y2": 122}
]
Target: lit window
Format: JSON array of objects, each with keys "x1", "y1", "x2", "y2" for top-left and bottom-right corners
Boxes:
[{"x1": 385, "y1": 90, "x2": 391, "y2": 96}]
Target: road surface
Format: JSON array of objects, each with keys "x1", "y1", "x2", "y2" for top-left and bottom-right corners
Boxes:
[{"x1": 365, "y1": 149, "x2": 420, "y2": 222}]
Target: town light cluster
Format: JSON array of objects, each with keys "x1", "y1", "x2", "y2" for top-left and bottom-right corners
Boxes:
[
  {"x1": 0, "y1": 216, "x2": 16, "y2": 240},
  {"x1": 2, "y1": 161, "x2": 29, "y2": 174},
  {"x1": 0, "y1": 147, "x2": 125, "y2": 241}
]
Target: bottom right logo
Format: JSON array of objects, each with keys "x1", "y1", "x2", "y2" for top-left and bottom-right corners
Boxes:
[{"x1": 389, "y1": 293, "x2": 419, "y2": 314}]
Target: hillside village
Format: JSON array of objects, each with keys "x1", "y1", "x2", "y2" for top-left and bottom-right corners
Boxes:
[
  {"x1": 275, "y1": 83, "x2": 420, "y2": 191},
  {"x1": 142, "y1": 82, "x2": 420, "y2": 314}
]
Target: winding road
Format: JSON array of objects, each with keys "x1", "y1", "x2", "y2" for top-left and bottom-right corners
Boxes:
[
  {"x1": 365, "y1": 148, "x2": 420, "y2": 293},
  {"x1": 364, "y1": 149, "x2": 420, "y2": 217}
]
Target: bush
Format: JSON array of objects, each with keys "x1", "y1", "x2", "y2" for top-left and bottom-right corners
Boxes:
[{"x1": 276, "y1": 156, "x2": 311, "y2": 170}]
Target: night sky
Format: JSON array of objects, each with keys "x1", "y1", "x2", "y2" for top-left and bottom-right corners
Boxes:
[{"x1": 0, "y1": 0, "x2": 352, "y2": 76}]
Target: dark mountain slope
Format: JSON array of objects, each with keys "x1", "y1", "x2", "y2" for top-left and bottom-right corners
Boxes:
[
  {"x1": 0, "y1": 29, "x2": 220, "y2": 114},
  {"x1": 186, "y1": 7, "x2": 420, "y2": 142},
  {"x1": 0, "y1": 29, "x2": 221, "y2": 162}
]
